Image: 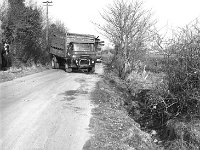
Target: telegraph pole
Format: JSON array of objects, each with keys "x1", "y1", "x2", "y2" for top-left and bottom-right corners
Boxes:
[{"x1": 43, "y1": 1, "x2": 53, "y2": 47}]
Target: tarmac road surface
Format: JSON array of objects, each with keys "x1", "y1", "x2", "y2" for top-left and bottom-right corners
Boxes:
[{"x1": 0, "y1": 64, "x2": 103, "y2": 150}]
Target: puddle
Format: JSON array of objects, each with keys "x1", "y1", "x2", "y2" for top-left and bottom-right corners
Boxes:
[
  {"x1": 68, "y1": 96, "x2": 76, "y2": 101},
  {"x1": 78, "y1": 89, "x2": 88, "y2": 94},
  {"x1": 75, "y1": 78, "x2": 86, "y2": 83},
  {"x1": 60, "y1": 96, "x2": 76, "y2": 101},
  {"x1": 60, "y1": 88, "x2": 88, "y2": 98},
  {"x1": 65, "y1": 90, "x2": 78, "y2": 96},
  {"x1": 73, "y1": 106, "x2": 83, "y2": 112},
  {"x1": 59, "y1": 88, "x2": 89, "y2": 103},
  {"x1": 62, "y1": 105, "x2": 85, "y2": 113}
]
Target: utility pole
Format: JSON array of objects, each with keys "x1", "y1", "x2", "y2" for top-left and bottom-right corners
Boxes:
[{"x1": 43, "y1": 1, "x2": 53, "y2": 48}]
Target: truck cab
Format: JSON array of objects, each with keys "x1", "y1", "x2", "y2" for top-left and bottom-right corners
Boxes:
[
  {"x1": 50, "y1": 33, "x2": 98, "y2": 73},
  {"x1": 66, "y1": 42, "x2": 96, "y2": 72}
]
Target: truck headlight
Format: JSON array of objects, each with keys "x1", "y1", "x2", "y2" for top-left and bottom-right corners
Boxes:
[
  {"x1": 91, "y1": 60, "x2": 94, "y2": 63},
  {"x1": 72, "y1": 55, "x2": 76, "y2": 58}
]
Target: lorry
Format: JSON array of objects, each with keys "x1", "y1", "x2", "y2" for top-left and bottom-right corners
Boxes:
[{"x1": 50, "y1": 32, "x2": 99, "y2": 73}]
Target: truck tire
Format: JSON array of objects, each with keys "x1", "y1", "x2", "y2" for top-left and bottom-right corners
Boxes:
[
  {"x1": 52, "y1": 55, "x2": 59, "y2": 69},
  {"x1": 92, "y1": 66, "x2": 95, "y2": 73},
  {"x1": 55, "y1": 62, "x2": 59, "y2": 69},
  {"x1": 65, "y1": 63, "x2": 72, "y2": 73},
  {"x1": 88, "y1": 66, "x2": 95, "y2": 73},
  {"x1": 51, "y1": 57, "x2": 56, "y2": 69}
]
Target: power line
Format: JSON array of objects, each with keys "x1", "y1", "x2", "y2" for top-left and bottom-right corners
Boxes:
[{"x1": 43, "y1": 1, "x2": 53, "y2": 47}]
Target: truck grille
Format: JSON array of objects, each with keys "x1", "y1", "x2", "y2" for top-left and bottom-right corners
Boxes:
[{"x1": 79, "y1": 59, "x2": 89, "y2": 66}]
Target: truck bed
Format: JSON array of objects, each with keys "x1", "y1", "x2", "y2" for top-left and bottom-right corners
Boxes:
[
  {"x1": 50, "y1": 32, "x2": 96, "y2": 58},
  {"x1": 50, "y1": 34, "x2": 66, "y2": 57}
]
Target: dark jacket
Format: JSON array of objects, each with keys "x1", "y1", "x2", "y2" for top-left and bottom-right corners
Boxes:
[{"x1": 0, "y1": 42, "x2": 4, "y2": 65}]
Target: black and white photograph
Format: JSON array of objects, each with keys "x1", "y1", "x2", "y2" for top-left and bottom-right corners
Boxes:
[{"x1": 0, "y1": 0, "x2": 200, "y2": 149}]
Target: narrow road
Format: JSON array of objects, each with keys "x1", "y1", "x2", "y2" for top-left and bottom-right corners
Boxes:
[{"x1": 0, "y1": 64, "x2": 103, "y2": 150}]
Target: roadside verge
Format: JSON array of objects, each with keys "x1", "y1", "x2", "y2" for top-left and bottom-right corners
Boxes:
[
  {"x1": 0, "y1": 65, "x2": 50, "y2": 83},
  {"x1": 83, "y1": 71, "x2": 160, "y2": 150}
]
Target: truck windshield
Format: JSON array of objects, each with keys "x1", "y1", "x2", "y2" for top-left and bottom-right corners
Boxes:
[{"x1": 74, "y1": 43, "x2": 94, "y2": 51}]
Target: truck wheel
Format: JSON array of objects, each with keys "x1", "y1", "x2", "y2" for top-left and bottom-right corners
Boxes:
[
  {"x1": 88, "y1": 66, "x2": 95, "y2": 73},
  {"x1": 51, "y1": 57, "x2": 56, "y2": 69},
  {"x1": 55, "y1": 62, "x2": 60, "y2": 69},
  {"x1": 92, "y1": 66, "x2": 95, "y2": 73},
  {"x1": 65, "y1": 63, "x2": 72, "y2": 73}
]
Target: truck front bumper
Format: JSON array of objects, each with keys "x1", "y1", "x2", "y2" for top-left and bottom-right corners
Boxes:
[{"x1": 70, "y1": 58, "x2": 95, "y2": 68}]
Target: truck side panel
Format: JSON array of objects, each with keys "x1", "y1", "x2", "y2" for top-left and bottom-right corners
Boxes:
[
  {"x1": 50, "y1": 47, "x2": 66, "y2": 58},
  {"x1": 50, "y1": 35, "x2": 67, "y2": 58}
]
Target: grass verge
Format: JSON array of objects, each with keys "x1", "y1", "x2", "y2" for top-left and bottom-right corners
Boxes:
[
  {"x1": 83, "y1": 71, "x2": 161, "y2": 150},
  {"x1": 0, "y1": 64, "x2": 50, "y2": 83}
]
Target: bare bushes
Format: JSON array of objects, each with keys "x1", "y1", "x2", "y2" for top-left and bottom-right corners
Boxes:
[
  {"x1": 98, "y1": 0, "x2": 155, "y2": 79},
  {"x1": 160, "y1": 24, "x2": 200, "y2": 121},
  {"x1": 99, "y1": 0, "x2": 199, "y2": 149},
  {"x1": 165, "y1": 25, "x2": 200, "y2": 120},
  {"x1": 160, "y1": 24, "x2": 200, "y2": 149},
  {"x1": 128, "y1": 24, "x2": 200, "y2": 149},
  {"x1": 103, "y1": 22, "x2": 200, "y2": 149}
]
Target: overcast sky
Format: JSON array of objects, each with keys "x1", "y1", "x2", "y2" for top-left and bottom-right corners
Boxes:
[{"x1": 33, "y1": 0, "x2": 200, "y2": 43}]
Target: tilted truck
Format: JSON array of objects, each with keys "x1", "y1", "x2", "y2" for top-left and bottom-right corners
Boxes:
[{"x1": 50, "y1": 32, "x2": 99, "y2": 73}]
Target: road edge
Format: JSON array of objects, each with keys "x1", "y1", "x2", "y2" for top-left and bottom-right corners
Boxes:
[{"x1": 82, "y1": 72, "x2": 160, "y2": 150}]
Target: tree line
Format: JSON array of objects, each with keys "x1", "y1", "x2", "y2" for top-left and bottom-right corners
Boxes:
[{"x1": 0, "y1": 0, "x2": 67, "y2": 68}]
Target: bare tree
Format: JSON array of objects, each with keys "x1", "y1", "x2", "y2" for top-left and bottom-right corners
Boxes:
[
  {"x1": 97, "y1": 0, "x2": 155, "y2": 78},
  {"x1": 50, "y1": 20, "x2": 68, "y2": 35},
  {"x1": 49, "y1": 20, "x2": 68, "y2": 49},
  {"x1": 0, "y1": 0, "x2": 8, "y2": 20},
  {"x1": 0, "y1": 0, "x2": 9, "y2": 41}
]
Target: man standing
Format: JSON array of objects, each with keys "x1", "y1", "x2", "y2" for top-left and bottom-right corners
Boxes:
[
  {"x1": 4, "y1": 42, "x2": 9, "y2": 54},
  {"x1": 0, "y1": 41, "x2": 4, "y2": 70},
  {"x1": 3, "y1": 42, "x2": 10, "y2": 69}
]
